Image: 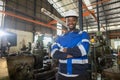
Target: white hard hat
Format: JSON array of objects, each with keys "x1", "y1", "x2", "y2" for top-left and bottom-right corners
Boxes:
[{"x1": 64, "y1": 10, "x2": 78, "y2": 18}]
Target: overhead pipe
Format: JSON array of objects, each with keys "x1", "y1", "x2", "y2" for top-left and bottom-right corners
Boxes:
[
  {"x1": 41, "y1": 8, "x2": 67, "y2": 28},
  {"x1": 82, "y1": 2, "x2": 97, "y2": 22},
  {"x1": 5, "y1": 5, "x2": 46, "y2": 23}
]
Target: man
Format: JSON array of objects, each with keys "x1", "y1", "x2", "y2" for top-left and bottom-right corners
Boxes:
[{"x1": 51, "y1": 10, "x2": 91, "y2": 80}]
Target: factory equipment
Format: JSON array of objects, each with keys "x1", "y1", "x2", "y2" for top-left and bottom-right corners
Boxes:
[
  {"x1": 7, "y1": 55, "x2": 35, "y2": 80},
  {"x1": 90, "y1": 32, "x2": 114, "y2": 80},
  {"x1": 1, "y1": 32, "x2": 57, "y2": 80},
  {"x1": 0, "y1": 33, "x2": 56, "y2": 80},
  {"x1": 0, "y1": 54, "x2": 57, "y2": 80}
]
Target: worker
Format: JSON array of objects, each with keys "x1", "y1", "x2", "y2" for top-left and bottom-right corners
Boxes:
[
  {"x1": 90, "y1": 36, "x2": 95, "y2": 43},
  {"x1": 51, "y1": 10, "x2": 91, "y2": 80}
]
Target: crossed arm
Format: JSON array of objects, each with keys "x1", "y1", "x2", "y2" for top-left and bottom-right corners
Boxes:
[{"x1": 51, "y1": 32, "x2": 90, "y2": 59}]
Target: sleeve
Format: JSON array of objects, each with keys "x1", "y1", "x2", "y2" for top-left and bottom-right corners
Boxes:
[
  {"x1": 66, "y1": 31, "x2": 90, "y2": 57},
  {"x1": 51, "y1": 37, "x2": 68, "y2": 59}
]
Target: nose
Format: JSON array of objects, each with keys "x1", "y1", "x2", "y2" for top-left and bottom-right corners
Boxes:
[{"x1": 68, "y1": 21, "x2": 73, "y2": 25}]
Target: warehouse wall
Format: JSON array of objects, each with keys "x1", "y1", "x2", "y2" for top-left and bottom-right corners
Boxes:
[
  {"x1": 3, "y1": 0, "x2": 61, "y2": 35},
  {"x1": 6, "y1": 29, "x2": 33, "y2": 53}
]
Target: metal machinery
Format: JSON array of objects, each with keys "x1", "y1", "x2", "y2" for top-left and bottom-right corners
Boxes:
[
  {"x1": 0, "y1": 33, "x2": 57, "y2": 80},
  {"x1": 89, "y1": 32, "x2": 120, "y2": 80},
  {"x1": 0, "y1": 53, "x2": 57, "y2": 80}
]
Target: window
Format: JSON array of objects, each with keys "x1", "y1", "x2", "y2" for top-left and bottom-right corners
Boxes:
[{"x1": 114, "y1": 39, "x2": 120, "y2": 49}]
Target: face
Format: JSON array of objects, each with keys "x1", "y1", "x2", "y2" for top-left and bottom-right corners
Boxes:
[{"x1": 66, "y1": 16, "x2": 78, "y2": 31}]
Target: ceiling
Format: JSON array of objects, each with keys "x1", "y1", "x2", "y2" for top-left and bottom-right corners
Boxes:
[{"x1": 47, "y1": 0, "x2": 120, "y2": 33}]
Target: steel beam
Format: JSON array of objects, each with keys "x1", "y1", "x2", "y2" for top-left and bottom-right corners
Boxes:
[
  {"x1": 78, "y1": 0, "x2": 83, "y2": 31},
  {"x1": 96, "y1": 0, "x2": 100, "y2": 31}
]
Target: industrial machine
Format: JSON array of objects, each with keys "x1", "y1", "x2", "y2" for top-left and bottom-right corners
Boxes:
[
  {"x1": 0, "y1": 53, "x2": 57, "y2": 80},
  {"x1": 90, "y1": 32, "x2": 112, "y2": 70},
  {"x1": 0, "y1": 32, "x2": 57, "y2": 80},
  {"x1": 89, "y1": 32, "x2": 120, "y2": 80}
]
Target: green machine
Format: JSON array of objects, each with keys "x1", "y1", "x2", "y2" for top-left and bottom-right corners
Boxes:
[{"x1": 89, "y1": 31, "x2": 113, "y2": 80}]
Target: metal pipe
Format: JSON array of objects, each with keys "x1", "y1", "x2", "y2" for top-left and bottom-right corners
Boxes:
[
  {"x1": 41, "y1": 8, "x2": 67, "y2": 28},
  {"x1": 78, "y1": 0, "x2": 83, "y2": 31}
]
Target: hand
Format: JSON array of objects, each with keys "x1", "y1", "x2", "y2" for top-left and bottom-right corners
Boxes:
[
  {"x1": 63, "y1": 48, "x2": 67, "y2": 52},
  {"x1": 67, "y1": 54, "x2": 73, "y2": 58}
]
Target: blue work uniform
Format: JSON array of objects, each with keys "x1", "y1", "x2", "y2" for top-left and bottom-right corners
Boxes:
[{"x1": 51, "y1": 30, "x2": 90, "y2": 77}]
